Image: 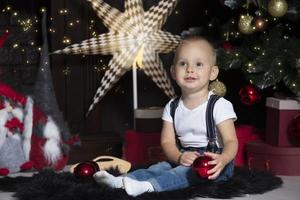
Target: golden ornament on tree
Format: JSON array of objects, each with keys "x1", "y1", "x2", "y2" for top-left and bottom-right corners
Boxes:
[
  {"x1": 238, "y1": 14, "x2": 255, "y2": 34},
  {"x1": 209, "y1": 79, "x2": 227, "y2": 97},
  {"x1": 268, "y1": 0, "x2": 288, "y2": 17}
]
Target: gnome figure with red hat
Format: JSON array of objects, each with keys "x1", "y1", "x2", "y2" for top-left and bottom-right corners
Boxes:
[
  {"x1": 0, "y1": 83, "x2": 70, "y2": 176},
  {"x1": 0, "y1": 13, "x2": 76, "y2": 176}
]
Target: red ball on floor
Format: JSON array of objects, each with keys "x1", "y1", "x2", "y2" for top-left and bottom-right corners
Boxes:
[{"x1": 73, "y1": 161, "x2": 99, "y2": 177}]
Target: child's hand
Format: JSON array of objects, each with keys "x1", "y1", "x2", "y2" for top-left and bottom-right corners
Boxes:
[
  {"x1": 204, "y1": 152, "x2": 228, "y2": 180},
  {"x1": 178, "y1": 151, "x2": 200, "y2": 166}
]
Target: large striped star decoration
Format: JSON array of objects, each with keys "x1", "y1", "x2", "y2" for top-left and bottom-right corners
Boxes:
[{"x1": 53, "y1": 0, "x2": 181, "y2": 115}]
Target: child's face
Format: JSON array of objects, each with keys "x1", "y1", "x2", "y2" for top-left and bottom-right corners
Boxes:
[{"x1": 171, "y1": 39, "x2": 218, "y2": 94}]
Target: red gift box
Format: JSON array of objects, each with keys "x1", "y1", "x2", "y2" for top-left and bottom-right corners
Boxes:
[
  {"x1": 234, "y1": 125, "x2": 261, "y2": 167},
  {"x1": 123, "y1": 130, "x2": 165, "y2": 167},
  {"x1": 124, "y1": 108, "x2": 165, "y2": 166},
  {"x1": 265, "y1": 97, "x2": 300, "y2": 147},
  {"x1": 247, "y1": 141, "x2": 300, "y2": 175}
]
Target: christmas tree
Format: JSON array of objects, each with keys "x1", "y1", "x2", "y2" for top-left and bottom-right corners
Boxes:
[{"x1": 217, "y1": 0, "x2": 300, "y2": 99}]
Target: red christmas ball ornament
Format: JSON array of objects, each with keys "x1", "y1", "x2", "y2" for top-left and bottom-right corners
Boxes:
[
  {"x1": 287, "y1": 115, "x2": 300, "y2": 147},
  {"x1": 0, "y1": 30, "x2": 10, "y2": 48},
  {"x1": 192, "y1": 156, "x2": 215, "y2": 178},
  {"x1": 239, "y1": 85, "x2": 261, "y2": 106},
  {"x1": 221, "y1": 41, "x2": 234, "y2": 53},
  {"x1": 0, "y1": 168, "x2": 9, "y2": 176},
  {"x1": 73, "y1": 161, "x2": 100, "y2": 177}
]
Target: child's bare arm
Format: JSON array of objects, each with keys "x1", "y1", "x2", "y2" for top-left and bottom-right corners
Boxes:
[
  {"x1": 161, "y1": 121, "x2": 199, "y2": 166},
  {"x1": 206, "y1": 119, "x2": 238, "y2": 180},
  {"x1": 160, "y1": 120, "x2": 182, "y2": 164}
]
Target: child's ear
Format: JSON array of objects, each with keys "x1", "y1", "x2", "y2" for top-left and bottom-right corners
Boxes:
[
  {"x1": 210, "y1": 65, "x2": 219, "y2": 81},
  {"x1": 170, "y1": 65, "x2": 176, "y2": 80}
]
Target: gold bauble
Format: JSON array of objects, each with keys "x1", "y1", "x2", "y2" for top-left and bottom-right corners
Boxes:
[
  {"x1": 209, "y1": 79, "x2": 227, "y2": 97},
  {"x1": 238, "y1": 14, "x2": 255, "y2": 34},
  {"x1": 268, "y1": 0, "x2": 288, "y2": 17}
]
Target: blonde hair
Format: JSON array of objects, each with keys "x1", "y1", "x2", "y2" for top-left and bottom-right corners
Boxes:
[{"x1": 173, "y1": 36, "x2": 217, "y2": 66}]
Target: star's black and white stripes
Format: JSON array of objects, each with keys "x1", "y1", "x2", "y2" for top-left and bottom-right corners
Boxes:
[{"x1": 53, "y1": 0, "x2": 180, "y2": 115}]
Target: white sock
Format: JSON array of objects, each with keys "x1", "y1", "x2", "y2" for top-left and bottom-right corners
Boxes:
[
  {"x1": 93, "y1": 170, "x2": 123, "y2": 188},
  {"x1": 123, "y1": 177, "x2": 154, "y2": 197}
]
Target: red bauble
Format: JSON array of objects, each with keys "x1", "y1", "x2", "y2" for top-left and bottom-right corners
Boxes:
[
  {"x1": 73, "y1": 161, "x2": 99, "y2": 177},
  {"x1": 239, "y1": 85, "x2": 261, "y2": 106},
  {"x1": 20, "y1": 161, "x2": 34, "y2": 171},
  {"x1": 287, "y1": 115, "x2": 300, "y2": 147},
  {"x1": 0, "y1": 31, "x2": 10, "y2": 48},
  {"x1": 0, "y1": 168, "x2": 9, "y2": 176},
  {"x1": 192, "y1": 156, "x2": 215, "y2": 178},
  {"x1": 221, "y1": 41, "x2": 234, "y2": 53}
]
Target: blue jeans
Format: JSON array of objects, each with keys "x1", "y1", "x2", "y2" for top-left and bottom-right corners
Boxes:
[{"x1": 126, "y1": 148, "x2": 234, "y2": 192}]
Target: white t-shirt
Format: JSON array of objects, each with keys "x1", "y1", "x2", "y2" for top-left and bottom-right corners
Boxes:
[{"x1": 162, "y1": 91, "x2": 237, "y2": 148}]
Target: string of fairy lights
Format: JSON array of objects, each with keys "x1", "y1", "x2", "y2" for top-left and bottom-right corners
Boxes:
[
  {"x1": 1, "y1": 5, "x2": 40, "y2": 68},
  {"x1": 1, "y1": 4, "x2": 109, "y2": 76}
]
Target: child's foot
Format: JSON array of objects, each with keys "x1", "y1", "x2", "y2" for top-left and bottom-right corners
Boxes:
[
  {"x1": 123, "y1": 177, "x2": 154, "y2": 196},
  {"x1": 93, "y1": 170, "x2": 123, "y2": 188}
]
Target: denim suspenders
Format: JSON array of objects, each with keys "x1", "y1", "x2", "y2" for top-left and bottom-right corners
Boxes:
[{"x1": 170, "y1": 95, "x2": 221, "y2": 153}]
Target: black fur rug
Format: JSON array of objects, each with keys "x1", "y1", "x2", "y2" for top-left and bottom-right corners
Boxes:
[{"x1": 0, "y1": 167, "x2": 283, "y2": 200}]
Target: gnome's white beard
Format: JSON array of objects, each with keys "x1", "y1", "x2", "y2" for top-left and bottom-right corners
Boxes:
[
  {"x1": 19, "y1": 96, "x2": 62, "y2": 165},
  {"x1": 43, "y1": 117, "x2": 62, "y2": 165}
]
